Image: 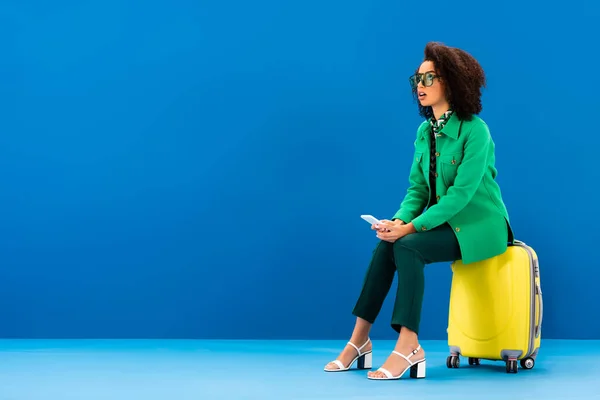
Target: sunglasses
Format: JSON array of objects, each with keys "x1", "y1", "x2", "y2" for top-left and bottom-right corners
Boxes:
[{"x1": 408, "y1": 71, "x2": 440, "y2": 90}]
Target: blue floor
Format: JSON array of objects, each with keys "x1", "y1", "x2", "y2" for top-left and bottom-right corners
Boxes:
[{"x1": 0, "y1": 339, "x2": 598, "y2": 399}]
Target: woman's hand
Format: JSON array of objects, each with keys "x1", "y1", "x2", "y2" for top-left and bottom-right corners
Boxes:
[
  {"x1": 375, "y1": 220, "x2": 416, "y2": 243},
  {"x1": 371, "y1": 219, "x2": 404, "y2": 232}
]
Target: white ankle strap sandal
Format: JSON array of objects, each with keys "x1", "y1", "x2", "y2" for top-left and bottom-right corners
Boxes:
[
  {"x1": 368, "y1": 345, "x2": 426, "y2": 380},
  {"x1": 324, "y1": 338, "x2": 372, "y2": 372}
]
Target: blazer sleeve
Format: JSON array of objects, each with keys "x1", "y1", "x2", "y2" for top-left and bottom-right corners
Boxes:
[{"x1": 410, "y1": 122, "x2": 491, "y2": 232}]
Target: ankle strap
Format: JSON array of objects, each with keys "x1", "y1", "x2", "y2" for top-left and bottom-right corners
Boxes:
[
  {"x1": 347, "y1": 338, "x2": 370, "y2": 355},
  {"x1": 391, "y1": 345, "x2": 421, "y2": 364},
  {"x1": 410, "y1": 345, "x2": 421, "y2": 356}
]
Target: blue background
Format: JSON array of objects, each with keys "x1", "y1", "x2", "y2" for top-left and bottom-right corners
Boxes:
[{"x1": 0, "y1": 0, "x2": 598, "y2": 340}]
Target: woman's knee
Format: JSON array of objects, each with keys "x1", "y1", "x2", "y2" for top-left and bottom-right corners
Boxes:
[
  {"x1": 392, "y1": 235, "x2": 426, "y2": 263},
  {"x1": 392, "y1": 234, "x2": 421, "y2": 253}
]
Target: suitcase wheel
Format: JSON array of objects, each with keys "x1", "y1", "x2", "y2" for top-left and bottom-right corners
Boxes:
[
  {"x1": 468, "y1": 357, "x2": 480, "y2": 366},
  {"x1": 506, "y1": 359, "x2": 518, "y2": 373},
  {"x1": 520, "y1": 357, "x2": 535, "y2": 370},
  {"x1": 446, "y1": 355, "x2": 460, "y2": 368}
]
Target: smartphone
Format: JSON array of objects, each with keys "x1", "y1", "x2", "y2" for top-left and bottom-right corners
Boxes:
[{"x1": 360, "y1": 215, "x2": 382, "y2": 225}]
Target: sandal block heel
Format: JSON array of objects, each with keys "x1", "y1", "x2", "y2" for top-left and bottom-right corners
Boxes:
[
  {"x1": 410, "y1": 359, "x2": 426, "y2": 379},
  {"x1": 357, "y1": 351, "x2": 373, "y2": 369}
]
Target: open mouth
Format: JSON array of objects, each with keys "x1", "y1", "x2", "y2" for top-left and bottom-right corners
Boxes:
[{"x1": 418, "y1": 91, "x2": 426, "y2": 99}]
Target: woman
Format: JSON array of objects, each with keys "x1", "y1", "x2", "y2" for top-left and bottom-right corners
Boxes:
[{"x1": 324, "y1": 42, "x2": 513, "y2": 380}]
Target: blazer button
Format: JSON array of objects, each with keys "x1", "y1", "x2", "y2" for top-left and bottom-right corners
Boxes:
[
  {"x1": 455, "y1": 227, "x2": 460, "y2": 232},
  {"x1": 435, "y1": 152, "x2": 440, "y2": 157},
  {"x1": 436, "y1": 195, "x2": 440, "y2": 201},
  {"x1": 421, "y1": 226, "x2": 427, "y2": 231}
]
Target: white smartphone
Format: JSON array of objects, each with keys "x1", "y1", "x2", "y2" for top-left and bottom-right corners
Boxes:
[{"x1": 360, "y1": 214, "x2": 382, "y2": 225}]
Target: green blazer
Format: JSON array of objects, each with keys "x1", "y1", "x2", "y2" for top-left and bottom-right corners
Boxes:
[{"x1": 393, "y1": 114, "x2": 513, "y2": 264}]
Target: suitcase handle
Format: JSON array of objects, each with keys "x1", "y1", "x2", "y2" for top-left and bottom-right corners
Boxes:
[{"x1": 535, "y1": 283, "x2": 543, "y2": 338}]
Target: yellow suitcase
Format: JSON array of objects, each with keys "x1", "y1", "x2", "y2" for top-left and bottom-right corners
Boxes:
[{"x1": 446, "y1": 240, "x2": 543, "y2": 373}]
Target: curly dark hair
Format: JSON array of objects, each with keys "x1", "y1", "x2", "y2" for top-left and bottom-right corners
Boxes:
[{"x1": 413, "y1": 42, "x2": 486, "y2": 121}]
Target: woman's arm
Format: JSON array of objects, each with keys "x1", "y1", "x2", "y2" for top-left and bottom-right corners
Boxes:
[
  {"x1": 411, "y1": 122, "x2": 491, "y2": 232},
  {"x1": 392, "y1": 140, "x2": 430, "y2": 223}
]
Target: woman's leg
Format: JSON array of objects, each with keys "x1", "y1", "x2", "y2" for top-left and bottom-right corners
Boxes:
[
  {"x1": 324, "y1": 240, "x2": 396, "y2": 371},
  {"x1": 367, "y1": 223, "x2": 461, "y2": 379}
]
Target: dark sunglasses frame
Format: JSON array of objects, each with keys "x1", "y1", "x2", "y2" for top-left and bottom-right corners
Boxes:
[{"x1": 408, "y1": 71, "x2": 440, "y2": 90}]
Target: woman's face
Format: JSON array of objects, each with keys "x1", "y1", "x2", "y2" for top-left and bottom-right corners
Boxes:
[{"x1": 412, "y1": 61, "x2": 446, "y2": 108}]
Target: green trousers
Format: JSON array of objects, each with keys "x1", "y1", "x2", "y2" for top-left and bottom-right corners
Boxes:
[{"x1": 352, "y1": 223, "x2": 462, "y2": 335}]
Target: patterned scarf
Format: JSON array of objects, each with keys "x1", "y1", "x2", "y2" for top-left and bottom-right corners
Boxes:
[
  {"x1": 427, "y1": 109, "x2": 453, "y2": 205},
  {"x1": 430, "y1": 109, "x2": 454, "y2": 136}
]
